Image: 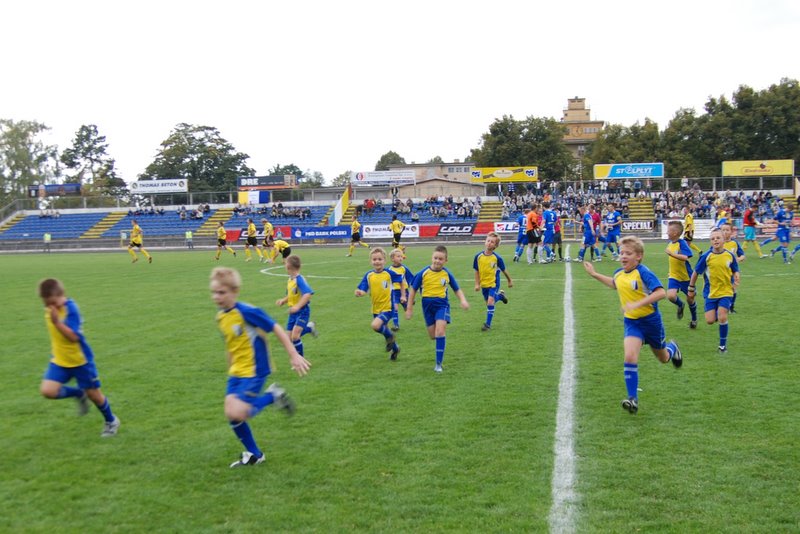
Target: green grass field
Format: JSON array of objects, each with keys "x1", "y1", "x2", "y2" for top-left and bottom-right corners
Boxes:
[{"x1": 0, "y1": 242, "x2": 798, "y2": 533}]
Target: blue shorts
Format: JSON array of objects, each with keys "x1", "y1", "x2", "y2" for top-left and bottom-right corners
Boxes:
[
  {"x1": 391, "y1": 289, "x2": 407, "y2": 310},
  {"x1": 372, "y1": 311, "x2": 392, "y2": 324},
  {"x1": 623, "y1": 313, "x2": 666, "y2": 349},
  {"x1": 606, "y1": 231, "x2": 620, "y2": 244},
  {"x1": 516, "y1": 233, "x2": 529, "y2": 246},
  {"x1": 481, "y1": 287, "x2": 499, "y2": 302},
  {"x1": 583, "y1": 234, "x2": 596, "y2": 246},
  {"x1": 667, "y1": 278, "x2": 690, "y2": 294},
  {"x1": 776, "y1": 227, "x2": 790, "y2": 244},
  {"x1": 287, "y1": 306, "x2": 310, "y2": 332},
  {"x1": 226, "y1": 375, "x2": 267, "y2": 403},
  {"x1": 421, "y1": 298, "x2": 451, "y2": 327},
  {"x1": 744, "y1": 226, "x2": 756, "y2": 240},
  {"x1": 543, "y1": 231, "x2": 555, "y2": 245},
  {"x1": 43, "y1": 361, "x2": 101, "y2": 389},
  {"x1": 704, "y1": 296, "x2": 732, "y2": 313}
]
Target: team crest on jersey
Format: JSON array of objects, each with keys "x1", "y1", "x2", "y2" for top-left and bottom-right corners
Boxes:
[
  {"x1": 233, "y1": 324, "x2": 243, "y2": 336},
  {"x1": 382, "y1": 280, "x2": 389, "y2": 289},
  {"x1": 490, "y1": 261, "x2": 497, "y2": 269},
  {"x1": 440, "y1": 277, "x2": 447, "y2": 287},
  {"x1": 631, "y1": 279, "x2": 639, "y2": 291}
]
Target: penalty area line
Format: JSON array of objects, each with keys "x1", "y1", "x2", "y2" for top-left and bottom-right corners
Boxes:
[{"x1": 549, "y1": 244, "x2": 578, "y2": 533}]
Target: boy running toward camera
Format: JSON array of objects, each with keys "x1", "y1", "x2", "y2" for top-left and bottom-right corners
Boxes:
[
  {"x1": 387, "y1": 248, "x2": 414, "y2": 332},
  {"x1": 473, "y1": 232, "x2": 513, "y2": 331},
  {"x1": 355, "y1": 248, "x2": 402, "y2": 360},
  {"x1": 275, "y1": 255, "x2": 318, "y2": 358}
]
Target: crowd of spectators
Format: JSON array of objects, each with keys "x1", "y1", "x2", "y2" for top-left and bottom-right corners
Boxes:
[
  {"x1": 38, "y1": 209, "x2": 61, "y2": 218},
  {"x1": 233, "y1": 203, "x2": 312, "y2": 220},
  {"x1": 128, "y1": 206, "x2": 167, "y2": 217},
  {"x1": 355, "y1": 195, "x2": 483, "y2": 220}
]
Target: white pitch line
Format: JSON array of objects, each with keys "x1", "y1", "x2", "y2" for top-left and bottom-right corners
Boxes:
[{"x1": 549, "y1": 245, "x2": 579, "y2": 533}]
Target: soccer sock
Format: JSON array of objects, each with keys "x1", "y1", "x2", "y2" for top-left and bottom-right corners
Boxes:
[
  {"x1": 689, "y1": 302, "x2": 698, "y2": 321},
  {"x1": 141, "y1": 249, "x2": 151, "y2": 259},
  {"x1": 293, "y1": 339, "x2": 304, "y2": 357},
  {"x1": 719, "y1": 321, "x2": 729, "y2": 347},
  {"x1": 793, "y1": 244, "x2": 800, "y2": 255},
  {"x1": 666, "y1": 341, "x2": 676, "y2": 361},
  {"x1": 674, "y1": 297, "x2": 684, "y2": 308},
  {"x1": 127, "y1": 248, "x2": 137, "y2": 259},
  {"x1": 689, "y1": 242, "x2": 702, "y2": 253},
  {"x1": 348, "y1": 244, "x2": 355, "y2": 255},
  {"x1": 215, "y1": 251, "x2": 221, "y2": 260},
  {"x1": 96, "y1": 398, "x2": 115, "y2": 422},
  {"x1": 392, "y1": 307, "x2": 400, "y2": 327},
  {"x1": 249, "y1": 391, "x2": 275, "y2": 417},
  {"x1": 527, "y1": 248, "x2": 533, "y2": 263},
  {"x1": 227, "y1": 246, "x2": 235, "y2": 255},
  {"x1": 754, "y1": 242, "x2": 764, "y2": 256},
  {"x1": 731, "y1": 292, "x2": 737, "y2": 310},
  {"x1": 255, "y1": 248, "x2": 263, "y2": 258},
  {"x1": 593, "y1": 247, "x2": 600, "y2": 258},
  {"x1": 578, "y1": 248, "x2": 586, "y2": 260},
  {"x1": 486, "y1": 304, "x2": 495, "y2": 327},
  {"x1": 515, "y1": 244, "x2": 523, "y2": 258},
  {"x1": 435, "y1": 336, "x2": 446, "y2": 365},
  {"x1": 761, "y1": 237, "x2": 774, "y2": 247},
  {"x1": 557, "y1": 245, "x2": 563, "y2": 259},
  {"x1": 623, "y1": 363, "x2": 639, "y2": 399},
  {"x1": 245, "y1": 248, "x2": 252, "y2": 259},
  {"x1": 544, "y1": 245, "x2": 552, "y2": 258},
  {"x1": 361, "y1": 242, "x2": 369, "y2": 248},
  {"x1": 57, "y1": 385, "x2": 83, "y2": 399},
  {"x1": 378, "y1": 325, "x2": 393, "y2": 340},
  {"x1": 782, "y1": 247, "x2": 788, "y2": 261},
  {"x1": 230, "y1": 420, "x2": 262, "y2": 457}
]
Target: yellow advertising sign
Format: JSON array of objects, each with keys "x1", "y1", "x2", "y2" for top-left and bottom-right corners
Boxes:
[
  {"x1": 470, "y1": 166, "x2": 538, "y2": 183},
  {"x1": 722, "y1": 160, "x2": 795, "y2": 176}
]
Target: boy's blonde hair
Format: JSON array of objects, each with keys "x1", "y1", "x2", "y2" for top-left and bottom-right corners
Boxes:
[
  {"x1": 285, "y1": 255, "x2": 301, "y2": 270},
  {"x1": 486, "y1": 231, "x2": 501, "y2": 244},
  {"x1": 210, "y1": 267, "x2": 241, "y2": 291},
  {"x1": 619, "y1": 235, "x2": 644, "y2": 256},
  {"x1": 39, "y1": 278, "x2": 65, "y2": 299},
  {"x1": 370, "y1": 247, "x2": 386, "y2": 258},
  {"x1": 390, "y1": 248, "x2": 404, "y2": 260}
]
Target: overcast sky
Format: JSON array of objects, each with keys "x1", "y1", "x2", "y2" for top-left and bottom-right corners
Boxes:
[{"x1": 2, "y1": 0, "x2": 798, "y2": 184}]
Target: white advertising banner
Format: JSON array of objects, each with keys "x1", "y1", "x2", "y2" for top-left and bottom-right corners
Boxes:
[
  {"x1": 130, "y1": 179, "x2": 188, "y2": 194},
  {"x1": 362, "y1": 223, "x2": 420, "y2": 238},
  {"x1": 351, "y1": 170, "x2": 416, "y2": 186},
  {"x1": 494, "y1": 222, "x2": 519, "y2": 233},
  {"x1": 660, "y1": 218, "x2": 716, "y2": 239}
]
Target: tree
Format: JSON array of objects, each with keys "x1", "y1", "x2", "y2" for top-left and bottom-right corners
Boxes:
[
  {"x1": 470, "y1": 115, "x2": 574, "y2": 181},
  {"x1": 331, "y1": 171, "x2": 352, "y2": 187},
  {"x1": 375, "y1": 151, "x2": 405, "y2": 171},
  {"x1": 427, "y1": 155, "x2": 444, "y2": 164},
  {"x1": 61, "y1": 124, "x2": 126, "y2": 197},
  {"x1": 139, "y1": 123, "x2": 255, "y2": 198},
  {"x1": 0, "y1": 119, "x2": 59, "y2": 205}
]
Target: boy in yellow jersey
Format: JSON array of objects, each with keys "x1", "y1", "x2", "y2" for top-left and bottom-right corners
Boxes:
[
  {"x1": 243, "y1": 218, "x2": 263, "y2": 262},
  {"x1": 215, "y1": 221, "x2": 237, "y2": 260},
  {"x1": 127, "y1": 219, "x2": 153, "y2": 263},
  {"x1": 683, "y1": 207, "x2": 702, "y2": 254},
  {"x1": 37, "y1": 279, "x2": 120, "y2": 437},
  {"x1": 584, "y1": 236, "x2": 683, "y2": 414},
  {"x1": 210, "y1": 267, "x2": 310, "y2": 468},
  {"x1": 389, "y1": 214, "x2": 406, "y2": 250},
  {"x1": 688, "y1": 228, "x2": 740, "y2": 353},
  {"x1": 720, "y1": 222, "x2": 745, "y2": 314},
  {"x1": 347, "y1": 215, "x2": 370, "y2": 256},
  {"x1": 387, "y1": 248, "x2": 414, "y2": 332},
  {"x1": 259, "y1": 218, "x2": 275, "y2": 262},
  {"x1": 355, "y1": 248, "x2": 402, "y2": 360},
  {"x1": 664, "y1": 221, "x2": 698, "y2": 328},
  {"x1": 473, "y1": 232, "x2": 513, "y2": 332},
  {"x1": 406, "y1": 246, "x2": 470, "y2": 373},
  {"x1": 265, "y1": 239, "x2": 292, "y2": 264},
  {"x1": 275, "y1": 255, "x2": 318, "y2": 358}
]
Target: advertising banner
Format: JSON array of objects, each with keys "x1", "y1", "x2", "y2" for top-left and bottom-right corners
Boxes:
[
  {"x1": 470, "y1": 167, "x2": 538, "y2": 183},
  {"x1": 493, "y1": 221, "x2": 519, "y2": 233},
  {"x1": 721, "y1": 160, "x2": 795, "y2": 176},
  {"x1": 236, "y1": 226, "x2": 292, "y2": 241},
  {"x1": 436, "y1": 223, "x2": 475, "y2": 236},
  {"x1": 237, "y1": 175, "x2": 298, "y2": 191},
  {"x1": 28, "y1": 183, "x2": 83, "y2": 197},
  {"x1": 594, "y1": 163, "x2": 664, "y2": 179},
  {"x1": 621, "y1": 220, "x2": 654, "y2": 232},
  {"x1": 351, "y1": 170, "x2": 416, "y2": 186},
  {"x1": 291, "y1": 226, "x2": 351, "y2": 240},
  {"x1": 130, "y1": 179, "x2": 188, "y2": 194},
  {"x1": 362, "y1": 224, "x2": 420, "y2": 239},
  {"x1": 660, "y1": 219, "x2": 716, "y2": 239}
]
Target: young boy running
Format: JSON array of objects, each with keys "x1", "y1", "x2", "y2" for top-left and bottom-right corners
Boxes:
[
  {"x1": 583, "y1": 236, "x2": 683, "y2": 414},
  {"x1": 721, "y1": 222, "x2": 745, "y2": 313},
  {"x1": 406, "y1": 246, "x2": 470, "y2": 373},
  {"x1": 215, "y1": 221, "x2": 237, "y2": 260},
  {"x1": 688, "y1": 228, "x2": 740, "y2": 353},
  {"x1": 355, "y1": 248, "x2": 402, "y2": 360},
  {"x1": 38, "y1": 278, "x2": 120, "y2": 437},
  {"x1": 664, "y1": 220, "x2": 698, "y2": 327},
  {"x1": 387, "y1": 248, "x2": 414, "y2": 332},
  {"x1": 473, "y1": 232, "x2": 513, "y2": 331},
  {"x1": 210, "y1": 267, "x2": 310, "y2": 468},
  {"x1": 275, "y1": 255, "x2": 318, "y2": 358}
]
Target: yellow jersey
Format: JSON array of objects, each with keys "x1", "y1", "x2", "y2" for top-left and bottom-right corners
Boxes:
[
  {"x1": 666, "y1": 239, "x2": 693, "y2": 282},
  {"x1": 131, "y1": 223, "x2": 143, "y2": 245},
  {"x1": 357, "y1": 269, "x2": 401, "y2": 314},
  {"x1": 46, "y1": 299, "x2": 94, "y2": 368},
  {"x1": 216, "y1": 302, "x2": 276, "y2": 378},
  {"x1": 612, "y1": 264, "x2": 663, "y2": 319}
]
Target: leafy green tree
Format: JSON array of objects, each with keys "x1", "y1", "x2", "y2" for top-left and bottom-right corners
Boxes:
[
  {"x1": 375, "y1": 151, "x2": 405, "y2": 170},
  {"x1": 427, "y1": 155, "x2": 444, "y2": 164},
  {"x1": 61, "y1": 124, "x2": 126, "y2": 197},
  {"x1": 331, "y1": 171, "x2": 352, "y2": 187},
  {"x1": 139, "y1": 123, "x2": 255, "y2": 197},
  {"x1": 470, "y1": 115, "x2": 574, "y2": 181},
  {"x1": 0, "y1": 119, "x2": 59, "y2": 205}
]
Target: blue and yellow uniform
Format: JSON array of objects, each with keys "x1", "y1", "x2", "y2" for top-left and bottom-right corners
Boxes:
[
  {"x1": 613, "y1": 264, "x2": 666, "y2": 349},
  {"x1": 666, "y1": 239, "x2": 694, "y2": 292},
  {"x1": 714, "y1": 209, "x2": 728, "y2": 229},
  {"x1": 358, "y1": 269, "x2": 402, "y2": 322},
  {"x1": 286, "y1": 274, "x2": 314, "y2": 332},
  {"x1": 388, "y1": 263, "x2": 414, "y2": 307},
  {"x1": 473, "y1": 251, "x2": 506, "y2": 301},
  {"x1": 694, "y1": 249, "x2": 738, "y2": 312},
  {"x1": 217, "y1": 302, "x2": 277, "y2": 400},
  {"x1": 723, "y1": 239, "x2": 744, "y2": 260},
  {"x1": 411, "y1": 266, "x2": 461, "y2": 327},
  {"x1": 43, "y1": 299, "x2": 100, "y2": 389}
]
